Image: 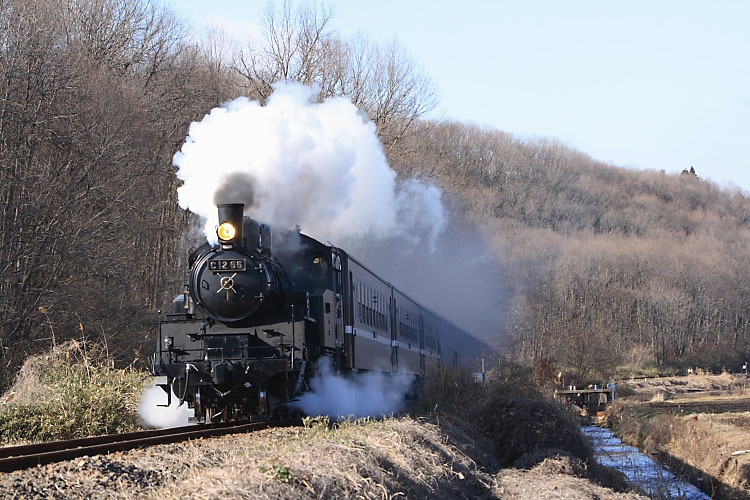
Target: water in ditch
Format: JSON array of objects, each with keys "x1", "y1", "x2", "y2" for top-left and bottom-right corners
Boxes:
[{"x1": 582, "y1": 426, "x2": 710, "y2": 499}]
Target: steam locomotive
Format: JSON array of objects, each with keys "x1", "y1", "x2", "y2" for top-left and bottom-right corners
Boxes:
[{"x1": 152, "y1": 203, "x2": 472, "y2": 422}]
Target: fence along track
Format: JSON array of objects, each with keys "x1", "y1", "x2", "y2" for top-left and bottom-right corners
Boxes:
[{"x1": 0, "y1": 418, "x2": 303, "y2": 473}]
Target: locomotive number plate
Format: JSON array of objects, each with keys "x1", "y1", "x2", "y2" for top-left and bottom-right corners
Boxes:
[{"x1": 208, "y1": 259, "x2": 246, "y2": 272}]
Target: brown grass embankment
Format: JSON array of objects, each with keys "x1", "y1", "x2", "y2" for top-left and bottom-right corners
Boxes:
[
  {"x1": 0, "y1": 340, "x2": 147, "y2": 443},
  {"x1": 420, "y1": 362, "x2": 637, "y2": 494},
  {"x1": 607, "y1": 399, "x2": 750, "y2": 499},
  {"x1": 0, "y1": 349, "x2": 646, "y2": 499},
  {"x1": 617, "y1": 373, "x2": 748, "y2": 402}
]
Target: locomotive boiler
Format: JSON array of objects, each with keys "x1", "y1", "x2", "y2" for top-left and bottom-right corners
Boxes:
[{"x1": 153, "y1": 203, "x2": 468, "y2": 422}]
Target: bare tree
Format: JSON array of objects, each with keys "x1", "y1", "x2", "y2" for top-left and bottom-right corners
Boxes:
[
  {"x1": 236, "y1": 0, "x2": 437, "y2": 159},
  {"x1": 0, "y1": 0, "x2": 239, "y2": 384}
]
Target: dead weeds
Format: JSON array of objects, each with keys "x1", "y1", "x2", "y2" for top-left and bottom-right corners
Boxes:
[
  {"x1": 607, "y1": 399, "x2": 750, "y2": 499},
  {"x1": 0, "y1": 415, "x2": 647, "y2": 500},
  {"x1": 619, "y1": 373, "x2": 748, "y2": 402}
]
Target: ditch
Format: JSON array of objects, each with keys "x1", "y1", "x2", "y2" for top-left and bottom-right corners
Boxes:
[{"x1": 583, "y1": 426, "x2": 710, "y2": 500}]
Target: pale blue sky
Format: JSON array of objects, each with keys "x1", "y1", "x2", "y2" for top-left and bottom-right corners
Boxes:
[{"x1": 171, "y1": 0, "x2": 750, "y2": 191}]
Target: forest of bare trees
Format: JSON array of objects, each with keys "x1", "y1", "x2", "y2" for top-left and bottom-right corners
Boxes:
[
  {"x1": 398, "y1": 122, "x2": 750, "y2": 379},
  {"x1": 0, "y1": 0, "x2": 239, "y2": 384},
  {"x1": 0, "y1": 0, "x2": 436, "y2": 386},
  {"x1": 1, "y1": 0, "x2": 748, "y2": 387}
]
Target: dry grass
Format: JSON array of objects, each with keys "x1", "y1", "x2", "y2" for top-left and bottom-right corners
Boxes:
[
  {"x1": 496, "y1": 455, "x2": 646, "y2": 500},
  {"x1": 416, "y1": 361, "x2": 487, "y2": 414},
  {"x1": 665, "y1": 390, "x2": 750, "y2": 405},
  {"x1": 607, "y1": 399, "x2": 750, "y2": 499},
  {"x1": 179, "y1": 416, "x2": 643, "y2": 500},
  {"x1": 0, "y1": 415, "x2": 646, "y2": 500},
  {"x1": 711, "y1": 412, "x2": 750, "y2": 431},
  {"x1": 618, "y1": 373, "x2": 746, "y2": 401},
  {"x1": 137, "y1": 417, "x2": 492, "y2": 500},
  {"x1": 0, "y1": 359, "x2": 648, "y2": 499},
  {"x1": 470, "y1": 380, "x2": 594, "y2": 469},
  {"x1": 0, "y1": 340, "x2": 147, "y2": 443}
]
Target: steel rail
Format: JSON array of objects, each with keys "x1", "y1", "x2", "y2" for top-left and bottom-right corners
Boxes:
[{"x1": 0, "y1": 418, "x2": 303, "y2": 473}]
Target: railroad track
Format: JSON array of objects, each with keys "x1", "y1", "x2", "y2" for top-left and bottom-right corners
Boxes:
[{"x1": 0, "y1": 418, "x2": 302, "y2": 473}]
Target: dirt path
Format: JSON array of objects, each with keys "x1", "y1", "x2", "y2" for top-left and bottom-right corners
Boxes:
[{"x1": 642, "y1": 399, "x2": 750, "y2": 415}]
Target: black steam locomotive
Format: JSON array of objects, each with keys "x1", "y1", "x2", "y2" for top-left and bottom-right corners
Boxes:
[{"x1": 152, "y1": 203, "x2": 472, "y2": 422}]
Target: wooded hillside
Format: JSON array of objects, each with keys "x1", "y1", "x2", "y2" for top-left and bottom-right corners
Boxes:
[
  {"x1": 1, "y1": 0, "x2": 747, "y2": 385},
  {"x1": 398, "y1": 122, "x2": 750, "y2": 379}
]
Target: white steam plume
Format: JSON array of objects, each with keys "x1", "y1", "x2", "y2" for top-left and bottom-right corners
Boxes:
[
  {"x1": 173, "y1": 82, "x2": 444, "y2": 249},
  {"x1": 293, "y1": 359, "x2": 414, "y2": 419},
  {"x1": 138, "y1": 385, "x2": 191, "y2": 428}
]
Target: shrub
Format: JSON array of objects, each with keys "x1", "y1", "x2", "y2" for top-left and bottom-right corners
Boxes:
[
  {"x1": 416, "y1": 361, "x2": 486, "y2": 414},
  {"x1": 0, "y1": 340, "x2": 148, "y2": 443},
  {"x1": 471, "y1": 377, "x2": 594, "y2": 468},
  {"x1": 416, "y1": 361, "x2": 594, "y2": 470}
]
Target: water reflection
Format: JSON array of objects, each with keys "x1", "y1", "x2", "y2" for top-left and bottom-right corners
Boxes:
[{"x1": 582, "y1": 426, "x2": 710, "y2": 500}]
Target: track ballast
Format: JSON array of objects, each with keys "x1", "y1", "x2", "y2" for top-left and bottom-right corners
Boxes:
[{"x1": 0, "y1": 418, "x2": 303, "y2": 473}]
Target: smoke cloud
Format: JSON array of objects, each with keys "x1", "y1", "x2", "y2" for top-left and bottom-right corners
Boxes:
[
  {"x1": 138, "y1": 385, "x2": 191, "y2": 428},
  {"x1": 293, "y1": 359, "x2": 414, "y2": 419},
  {"x1": 174, "y1": 82, "x2": 444, "y2": 249},
  {"x1": 212, "y1": 171, "x2": 258, "y2": 209},
  {"x1": 347, "y1": 205, "x2": 509, "y2": 350},
  {"x1": 172, "y1": 83, "x2": 506, "y2": 351}
]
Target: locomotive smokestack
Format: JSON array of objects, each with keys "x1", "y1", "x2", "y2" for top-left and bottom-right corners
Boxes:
[{"x1": 217, "y1": 203, "x2": 244, "y2": 247}]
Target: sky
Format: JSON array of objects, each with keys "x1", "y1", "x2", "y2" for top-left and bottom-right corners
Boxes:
[{"x1": 170, "y1": 0, "x2": 750, "y2": 192}]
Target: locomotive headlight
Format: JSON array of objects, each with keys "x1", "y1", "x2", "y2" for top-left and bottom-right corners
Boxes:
[{"x1": 217, "y1": 222, "x2": 236, "y2": 241}]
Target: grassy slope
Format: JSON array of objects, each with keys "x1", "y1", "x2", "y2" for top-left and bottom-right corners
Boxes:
[
  {"x1": 0, "y1": 416, "x2": 647, "y2": 500},
  {"x1": 608, "y1": 375, "x2": 750, "y2": 499},
  {"x1": 0, "y1": 347, "x2": 645, "y2": 498},
  {"x1": 0, "y1": 341, "x2": 147, "y2": 443}
]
